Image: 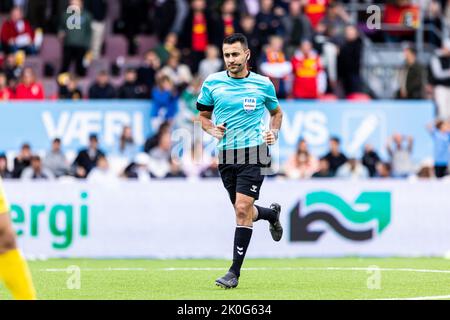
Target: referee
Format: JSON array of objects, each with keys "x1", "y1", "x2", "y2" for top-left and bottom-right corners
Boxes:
[{"x1": 197, "y1": 33, "x2": 284, "y2": 289}]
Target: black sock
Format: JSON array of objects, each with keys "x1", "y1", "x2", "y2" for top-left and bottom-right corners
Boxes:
[
  {"x1": 254, "y1": 205, "x2": 277, "y2": 224},
  {"x1": 229, "y1": 226, "x2": 253, "y2": 278}
]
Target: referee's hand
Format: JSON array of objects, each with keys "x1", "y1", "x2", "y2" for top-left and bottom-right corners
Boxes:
[
  {"x1": 210, "y1": 123, "x2": 227, "y2": 140},
  {"x1": 263, "y1": 130, "x2": 278, "y2": 145}
]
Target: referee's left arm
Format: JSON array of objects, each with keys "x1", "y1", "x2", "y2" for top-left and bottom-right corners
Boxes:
[{"x1": 264, "y1": 106, "x2": 283, "y2": 145}]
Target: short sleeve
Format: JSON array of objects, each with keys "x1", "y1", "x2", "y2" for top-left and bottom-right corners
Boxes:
[
  {"x1": 197, "y1": 80, "x2": 214, "y2": 112},
  {"x1": 265, "y1": 79, "x2": 279, "y2": 111}
]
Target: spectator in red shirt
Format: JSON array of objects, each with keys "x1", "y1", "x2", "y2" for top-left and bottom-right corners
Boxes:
[
  {"x1": 14, "y1": 67, "x2": 45, "y2": 100},
  {"x1": 0, "y1": 6, "x2": 37, "y2": 55},
  {"x1": 179, "y1": 0, "x2": 215, "y2": 74},
  {"x1": 0, "y1": 72, "x2": 14, "y2": 100},
  {"x1": 291, "y1": 40, "x2": 326, "y2": 99}
]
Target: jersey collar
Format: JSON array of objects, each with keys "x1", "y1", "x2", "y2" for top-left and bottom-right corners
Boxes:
[{"x1": 226, "y1": 71, "x2": 251, "y2": 79}]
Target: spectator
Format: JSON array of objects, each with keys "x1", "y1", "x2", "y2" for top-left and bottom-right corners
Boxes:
[
  {"x1": 117, "y1": 125, "x2": 138, "y2": 160},
  {"x1": 255, "y1": 0, "x2": 284, "y2": 48},
  {"x1": 154, "y1": 32, "x2": 179, "y2": 66},
  {"x1": 73, "y1": 134, "x2": 105, "y2": 178},
  {"x1": 85, "y1": 0, "x2": 108, "y2": 60},
  {"x1": 423, "y1": 0, "x2": 442, "y2": 47},
  {"x1": 259, "y1": 35, "x2": 292, "y2": 98},
  {"x1": 240, "y1": 14, "x2": 261, "y2": 71},
  {"x1": 311, "y1": 158, "x2": 333, "y2": 178},
  {"x1": 88, "y1": 70, "x2": 116, "y2": 99},
  {"x1": 281, "y1": 0, "x2": 313, "y2": 57},
  {"x1": 12, "y1": 143, "x2": 32, "y2": 178},
  {"x1": 383, "y1": 0, "x2": 419, "y2": 42},
  {"x1": 362, "y1": 144, "x2": 381, "y2": 178},
  {"x1": 429, "y1": 39, "x2": 450, "y2": 120},
  {"x1": 304, "y1": 0, "x2": 329, "y2": 29},
  {"x1": 398, "y1": 46, "x2": 425, "y2": 99},
  {"x1": 320, "y1": 2, "x2": 350, "y2": 48},
  {"x1": 176, "y1": 77, "x2": 202, "y2": 132},
  {"x1": 43, "y1": 138, "x2": 70, "y2": 178},
  {"x1": 14, "y1": 67, "x2": 45, "y2": 100},
  {"x1": 198, "y1": 45, "x2": 222, "y2": 81},
  {"x1": 415, "y1": 161, "x2": 435, "y2": 179},
  {"x1": 87, "y1": 155, "x2": 118, "y2": 184},
  {"x1": 59, "y1": 0, "x2": 93, "y2": 77},
  {"x1": 151, "y1": 74, "x2": 179, "y2": 129},
  {"x1": 123, "y1": 152, "x2": 151, "y2": 182},
  {"x1": 117, "y1": 0, "x2": 152, "y2": 55},
  {"x1": 200, "y1": 158, "x2": 220, "y2": 178},
  {"x1": 0, "y1": 6, "x2": 37, "y2": 54},
  {"x1": 427, "y1": 120, "x2": 450, "y2": 178},
  {"x1": 148, "y1": 129, "x2": 172, "y2": 179},
  {"x1": 336, "y1": 158, "x2": 369, "y2": 180},
  {"x1": 322, "y1": 137, "x2": 347, "y2": 176},
  {"x1": 137, "y1": 50, "x2": 161, "y2": 98},
  {"x1": 21, "y1": 155, "x2": 55, "y2": 180},
  {"x1": 0, "y1": 72, "x2": 14, "y2": 100},
  {"x1": 152, "y1": 0, "x2": 186, "y2": 42},
  {"x1": 118, "y1": 68, "x2": 147, "y2": 99},
  {"x1": 160, "y1": 49, "x2": 193, "y2": 93},
  {"x1": 0, "y1": 154, "x2": 13, "y2": 179},
  {"x1": 211, "y1": 0, "x2": 242, "y2": 47},
  {"x1": 386, "y1": 134, "x2": 414, "y2": 178},
  {"x1": 165, "y1": 157, "x2": 187, "y2": 178},
  {"x1": 58, "y1": 73, "x2": 83, "y2": 100},
  {"x1": 180, "y1": 142, "x2": 212, "y2": 179},
  {"x1": 375, "y1": 162, "x2": 392, "y2": 178},
  {"x1": 337, "y1": 25, "x2": 363, "y2": 97},
  {"x1": 179, "y1": 0, "x2": 215, "y2": 74},
  {"x1": 283, "y1": 138, "x2": 319, "y2": 179},
  {"x1": 2, "y1": 53, "x2": 22, "y2": 88},
  {"x1": 144, "y1": 121, "x2": 171, "y2": 153},
  {"x1": 291, "y1": 40, "x2": 326, "y2": 99}
]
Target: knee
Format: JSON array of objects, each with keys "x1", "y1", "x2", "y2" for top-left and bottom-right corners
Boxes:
[
  {"x1": 234, "y1": 202, "x2": 252, "y2": 221},
  {"x1": 0, "y1": 226, "x2": 17, "y2": 253}
]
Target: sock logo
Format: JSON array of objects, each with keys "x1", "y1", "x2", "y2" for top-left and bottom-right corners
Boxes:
[
  {"x1": 237, "y1": 246, "x2": 244, "y2": 255},
  {"x1": 290, "y1": 191, "x2": 391, "y2": 242}
]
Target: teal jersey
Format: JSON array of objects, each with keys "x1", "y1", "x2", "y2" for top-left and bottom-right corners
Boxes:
[{"x1": 197, "y1": 71, "x2": 279, "y2": 150}]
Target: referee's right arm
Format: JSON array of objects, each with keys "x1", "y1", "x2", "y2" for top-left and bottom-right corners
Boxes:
[{"x1": 198, "y1": 110, "x2": 226, "y2": 140}]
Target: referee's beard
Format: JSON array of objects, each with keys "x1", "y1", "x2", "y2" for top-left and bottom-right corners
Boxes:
[{"x1": 227, "y1": 63, "x2": 248, "y2": 78}]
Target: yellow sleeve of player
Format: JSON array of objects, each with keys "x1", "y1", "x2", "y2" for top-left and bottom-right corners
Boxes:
[{"x1": 0, "y1": 178, "x2": 10, "y2": 214}]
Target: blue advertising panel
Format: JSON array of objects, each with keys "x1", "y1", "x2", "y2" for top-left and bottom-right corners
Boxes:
[{"x1": 0, "y1": 100, "x2": 434, "y2": 164}]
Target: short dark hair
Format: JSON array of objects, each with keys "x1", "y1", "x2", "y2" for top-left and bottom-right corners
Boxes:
[
  {"x1": 223, "y1": 33, "x2": 248, "y2": 49},
  {"x1": 330, "y1": 136, "x2": 341, "y2": 144}
]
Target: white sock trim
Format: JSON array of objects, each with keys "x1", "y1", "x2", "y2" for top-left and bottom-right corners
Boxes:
[{"x1": 236, "y1": 225, "x2": 253, "y2": 230}]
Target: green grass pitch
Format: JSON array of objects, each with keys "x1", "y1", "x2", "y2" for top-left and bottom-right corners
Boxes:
[{"x1": 1, "y1": 258, "x2": 449, "y2": 300}]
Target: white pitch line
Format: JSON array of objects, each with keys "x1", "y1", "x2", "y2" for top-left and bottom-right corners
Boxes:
[
  {"x1": 41, "y1": 268, "x2": 147, "y2": 272},
  {"x1": 161, "y1": 267, "x2": 450, "y2": 274},
  {"x1": 39, "y1": 266, "x2": 450, "y2": 274}
]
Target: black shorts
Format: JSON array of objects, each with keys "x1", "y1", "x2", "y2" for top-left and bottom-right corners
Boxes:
[{"x1": 218, "y1": 144, "x2": 271, "y2": 204}]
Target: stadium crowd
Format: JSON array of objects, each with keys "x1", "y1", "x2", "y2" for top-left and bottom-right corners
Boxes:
[{"x1": 0, "y1": 0, "x2": 450, "y2": 181}]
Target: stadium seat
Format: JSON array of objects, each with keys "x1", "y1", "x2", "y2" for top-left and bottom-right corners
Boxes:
[
  {"x1": 24, "y1": 56, "x2": 44, "y2": 78},
  {"x1": 105, "y1": 35, "x2": 128, "y2": 63},
  {"x1": 40, "y1": 35, "x2": 62, "y2": 72},
  {"x1": 319, "y1": 93, "x2": 338, "y2": 101},
  {"x1": 346, "y1": 93, "x2": 372, "y2": 101},
  {"x1": 88, "y1": 58, "x2": 110, "y2": 78},
  {"x1": 42, "y1": 78, "x2": 58, "y2": 99},
  {"x1": 136, "y1": 35, "x2": 158, "y2": 57}
]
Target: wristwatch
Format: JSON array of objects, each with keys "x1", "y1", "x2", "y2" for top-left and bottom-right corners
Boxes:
[{"x1": 271, "y1": 129, "x2": 279, "y2": 140}]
